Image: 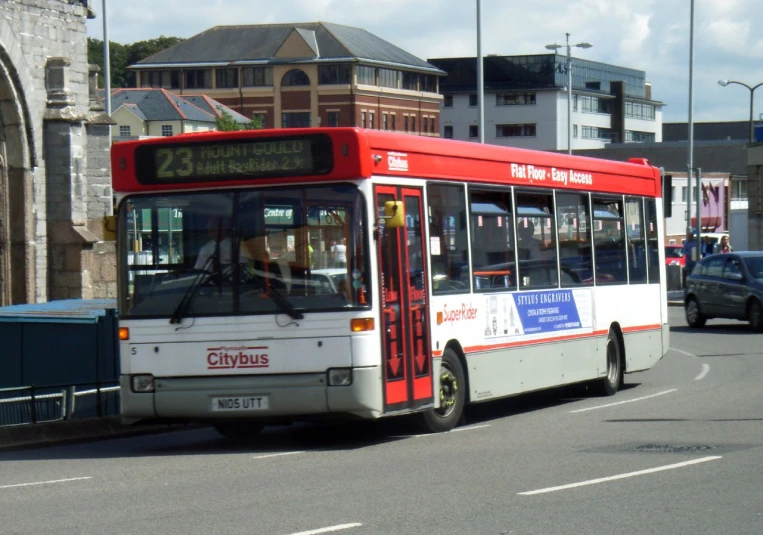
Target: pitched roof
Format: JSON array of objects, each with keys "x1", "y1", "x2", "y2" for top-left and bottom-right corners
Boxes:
[
  {"x1": 107, "y1": 89, "x2": 249, "y2": 123},
  {"x1": 133, "y1": 22, "x2": 443, "y2": 74}
]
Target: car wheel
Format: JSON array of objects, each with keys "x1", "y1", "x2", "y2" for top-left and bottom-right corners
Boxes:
[
  {"x1": 418, "y1": 348, "x2": 466, "y2": 433},
  {"x1": 214, "y1": 422, "x2": 265, "y2": 441},
  {"x1": 748, "y1": 299, "x2": 763, "y2": 332},
  {"x1": 685, "y1": 298, "x2": 706, "y2": 328},
  {"x1": 591, "y1": 330, "x2": 623, "y2": 397}
]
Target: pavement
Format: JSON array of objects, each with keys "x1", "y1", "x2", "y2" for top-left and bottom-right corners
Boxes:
[
  {"x1": 667, "y1": 290, "x2": 684, "y2": 306},
  {"x1": 0, "y1": 417, "x2": 201, "y2": 451}
]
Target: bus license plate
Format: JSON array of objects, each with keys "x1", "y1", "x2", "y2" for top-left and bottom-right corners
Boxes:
[{"x1": 211, "y1": 396, "x2": 269, "y2": 412}]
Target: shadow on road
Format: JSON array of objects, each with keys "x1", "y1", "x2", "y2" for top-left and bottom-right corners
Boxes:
[{"x1": 0, "y1": 380, "x2": 646, "y2": 462}]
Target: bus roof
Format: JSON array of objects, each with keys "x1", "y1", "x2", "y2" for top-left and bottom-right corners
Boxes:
[{"x1": 111, "y1": 127, "x2": 661, "y2": 197}]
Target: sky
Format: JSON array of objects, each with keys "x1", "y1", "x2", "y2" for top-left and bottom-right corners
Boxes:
[{"x1": 86, "y1": 0, "x2": 763, "y2": 125}]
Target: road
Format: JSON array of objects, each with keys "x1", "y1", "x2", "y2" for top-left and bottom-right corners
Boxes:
[{"x1": 2, "y1": 308, "x2": 762, "y2": 535}]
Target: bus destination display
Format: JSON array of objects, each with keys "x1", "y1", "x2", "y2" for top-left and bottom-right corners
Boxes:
[{"x1": 134, "y1": 134, "x2": 333, "y2": 183}]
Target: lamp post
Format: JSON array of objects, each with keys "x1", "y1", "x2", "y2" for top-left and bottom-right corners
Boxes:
[
  {"x1": 546, "y1": 34, "x2": 592, "y2": 154},
  {"x1": 718, "y1": 79, "x2": 763, "y2": 143}
]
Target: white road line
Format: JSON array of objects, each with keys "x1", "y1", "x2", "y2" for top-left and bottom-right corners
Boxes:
[
  {"x1": 287, "y1": 523, "x2": 362, "y2": 535},
  {"x1": 252, "y1": 451, "x2": 304, "y2": 460},
  {"x1": 0, "y1": 477, "x2": 92, "y2": 490},
  {"x1": 569, "y1": 389, "x2": 677, "y2": 413},
  {"x1": 695, "y1": 363, "x2": 710, "y2": 381},
  {"x1": 671, "y1": 347, "x2": 697, "y2": 358},
  {"x1": 413, "y1": 424, "x2": 492, "y2": 438},
  {"x1": 518, "y1": 456, "x2": 722, "y2": 496}
]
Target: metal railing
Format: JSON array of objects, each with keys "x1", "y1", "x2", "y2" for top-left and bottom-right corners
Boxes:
[{"x1": 0, "y1": 383, "x2": 120, "y2": 427}]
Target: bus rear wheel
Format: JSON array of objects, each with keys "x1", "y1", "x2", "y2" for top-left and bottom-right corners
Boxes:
[
  {"x1": 214, "y1": 422, "x2": 265, "y2": 441},
  {"x1": 593, "y1": 330, "x2": 623, "y2": 397},
  {"x1": 418, "y1": 348, "x2": 465, "y2": 433}
]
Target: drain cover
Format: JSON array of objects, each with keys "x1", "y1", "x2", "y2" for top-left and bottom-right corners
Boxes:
[{"x1": 633, "y1": 444, "x2": 716, "y2": 453}]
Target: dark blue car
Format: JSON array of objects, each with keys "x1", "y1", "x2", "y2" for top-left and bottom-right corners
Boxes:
[{"x1": 684, "y1": 251, "x2": 763, "y2": 331}]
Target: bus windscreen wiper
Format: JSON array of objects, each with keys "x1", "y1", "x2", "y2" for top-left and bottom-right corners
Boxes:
[
  {"x1": 169, "y1": 254, "x2": 215, "y2": 324},
  {"x1": 248, "y1": 269, "x2": 304, "y2": 321}
]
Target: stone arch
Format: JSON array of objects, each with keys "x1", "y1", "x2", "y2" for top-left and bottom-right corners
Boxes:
[{"x1": 0, "y1": 16, "x2": 38, "y2": 305}]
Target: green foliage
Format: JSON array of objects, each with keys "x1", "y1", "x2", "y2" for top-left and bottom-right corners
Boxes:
[
  {"x1": 215, "y1": 110, "x2": 266, "y2": 131},
  {"x1": 87, "y1": 36, "x2": 184, "y2": 88}
]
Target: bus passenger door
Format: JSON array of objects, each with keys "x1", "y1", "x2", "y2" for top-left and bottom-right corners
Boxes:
[{"x1": 375, "y1": 186, "x2": 433, "y2": 412}]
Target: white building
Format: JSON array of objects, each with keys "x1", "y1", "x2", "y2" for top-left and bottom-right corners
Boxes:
[{"x1": 428, "y1": 54, "x2": 663, "y2": 151}]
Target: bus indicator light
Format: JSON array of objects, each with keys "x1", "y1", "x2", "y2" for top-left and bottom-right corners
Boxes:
[
  {"x1": 119, "y1": 327, "x2": 130, "y2": 340},
  {"x1": 351, "y1": 318, "x2": 375, "y2": 332}
]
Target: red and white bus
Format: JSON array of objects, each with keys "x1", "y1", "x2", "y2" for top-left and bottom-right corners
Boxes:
[{"x1": 112, "y1": 128, "x2": 669, "y2": 439}]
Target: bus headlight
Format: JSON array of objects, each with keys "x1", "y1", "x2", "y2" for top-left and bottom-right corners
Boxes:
[
  {"x1": 328, "y1": 368, "x2": 352, "y2": 386},
  {"x1": 131, "y1": 374, "x2": 155, "y2": 393}
]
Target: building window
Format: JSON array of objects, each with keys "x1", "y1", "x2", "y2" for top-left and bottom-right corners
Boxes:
[
  {"x1": 361, "y1": 111, "x2": 367, "y2": 129},
  {"x1": 401, "y1": 71, "x2": 418, "y2": 90},
  {"x1": 391, "y1": 114, "x2": 396, "y2": 131},
  {"x1": 496, "y1": 123, "x2": 536, "y2": 137},
  {"x1": 404, "y1": 115, "x2": 409, "y2": 132},
  {"x1": 625, "y1": 130, "x2": 656, "y2": 143},
  {"x1": 161, "y1": 125, "x2": 173, "y2": 137},
  {"x1": 379, "y1": 68, "x2": 398, "y2": 88},
  {"x1": 732, "y1": 179, "x2": 747, "y2": 200},
  {"x1": 421, "y1": 75, "x2": 436, "y2": 92},
  {"x1": 581, "y1": 125, "x2": 612, "y2": 140},
  {"x1": 140, "y1": 70, "x2": 180, "y2": 89},
  {"x1": 681, "y1": 186, "x2": 687, "y2": 203},
  {"x1": 430, "y1": 117, "x2": 435, "y2": 134},
  {"x1": 369, "y1": 112, "x2": 375, "y2": 129},
  {"x1": 422, "y1": 117, "x2": 428, "y2": 134},
  {"x1": 119, "y1": 125, "x2": 131, "y2": 137},
  {"x1": 411, "y1": 116, "x2": 416, "y2": 133},
  {"x1": 444, "y1": 94, "x2": 453, "y2": 108},
  {"x1": 573, "y1": 124, "x2": 578, "y2": 138},
  {"x1": 469, "y1": 94, "x2": 478, "y2": 107},
  {"x1": 318, "y1": 64, "x2": 351, "y2": 85},
  {"x1": 215, "y1": 68, "x2": 239, "y2": 89},
  {"x1": 625, "y1": 101, "x2": 656, "y2": 120},
  {"x1": 357, "y1": 65, "x2": 376, "y2": 85},
  {"x1": 282, "y1": 69, "x2": 310, "y2": 87},
  {"x1": 328, "y1": 111, "x2": 340, "y2": 127},
  {"x1": 496, "y1": 92, "x2": 536, "y2": 106},
  {"x1": 242, "y1": 67, "x2": 273, "y2": 87},
  {"x1": 444, "y1": 125, "x2": 453, "y2": 138},
  {"x1": 469, "y1": 125, "x2": 479, "y2": 138},
  {"x1": 383, "y1": 113, "x2": 388, "y2": 130},
  {"x1": 579, "y1": 95, "x2": 611, "y2": 114},
  {"x1": 282, "y1": 112, "x2": 311, "y2": 128},
  {"x1": 184, "y1": 69, "x2": 212, "y2": 89}
]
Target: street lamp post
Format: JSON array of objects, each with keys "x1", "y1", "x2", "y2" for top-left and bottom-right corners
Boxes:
[
  {"x1": 546, "y1": 34, "x2": 592, "y2": 154},
  {"x1": 718, "y1": 79, "x2": 763, "y2": 143}
]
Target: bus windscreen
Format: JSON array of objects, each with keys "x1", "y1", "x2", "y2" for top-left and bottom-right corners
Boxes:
[{"x1": 134, "y1": 133, "x2": 334, "y2": 184}]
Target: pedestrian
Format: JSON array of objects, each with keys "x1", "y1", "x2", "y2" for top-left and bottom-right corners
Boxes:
[
  {"x1": 713, "y1": 235, "x2": 733, "y2": 254},
  {"x1": 701, "y1": 236, "x2": 713, "y2": 258}
]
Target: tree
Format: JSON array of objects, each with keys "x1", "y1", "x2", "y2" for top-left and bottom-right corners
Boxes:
[
  {"x1": 87, "y1": 36, "x2": 184, "y2": 89},
  {"x1": 215, "y1": 110, "x2": 265, "y2": 131}
]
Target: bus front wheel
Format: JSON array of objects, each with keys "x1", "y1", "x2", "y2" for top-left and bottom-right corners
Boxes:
[
  {"x1": 419, "y1": 348, "x2": 466, "y2": 433},
  {"x1": 214, "y1": 422, "x2": 265, "y2": 441}
]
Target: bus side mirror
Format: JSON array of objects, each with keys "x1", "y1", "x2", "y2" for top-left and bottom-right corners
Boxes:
[
  {"x1": 103, "y1": 215, "x2": 117, "y2": 241},
  {"x1": 382, "y1": 201, "x2": 405, "y2": 228}
]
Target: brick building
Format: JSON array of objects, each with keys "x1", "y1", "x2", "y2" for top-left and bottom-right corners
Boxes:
[
  {"x1": 0, "y1": 0, "x2": 115, "y2": 305},
  {"x1": 130, "y1": 22, "x2": 444, "y2": 135}
]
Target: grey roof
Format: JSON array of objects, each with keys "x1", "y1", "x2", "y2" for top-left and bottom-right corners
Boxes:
[
  {"x1": 134, "y1": 22, "x2": 443, "y2": 74},
  {"x1": 107, "y1": 89, "x2": 246, "y2": 123},
  {"x1": 182, "y1": 95, "x2": 250, "y2": 122}
]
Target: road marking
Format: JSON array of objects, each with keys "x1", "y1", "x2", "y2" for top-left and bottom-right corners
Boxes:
[
  {"x1": 671, "y1": 348, "x2": 697, "y2": 358},
  {"x1": 518, "y1": 456, "x2": 722, "y2": 496},
  {"x1": 412, "y1": 424, "x2": 491, "y2": 438},
  {"x1": 569, "y1": 389, "x2": 677, "y2": 413},
  {"x1": 287, "y1": 523, "x2": 362, "y2": 535},
  {"x1": 252, "y1": 451, "x2": 304, "y2": 460},
  {"x1": 0, "y1": 477, "x2": 92, "y2": 490},
  {"x1": 695, "y1": 363, "x2": 710, "y2": 381}
]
